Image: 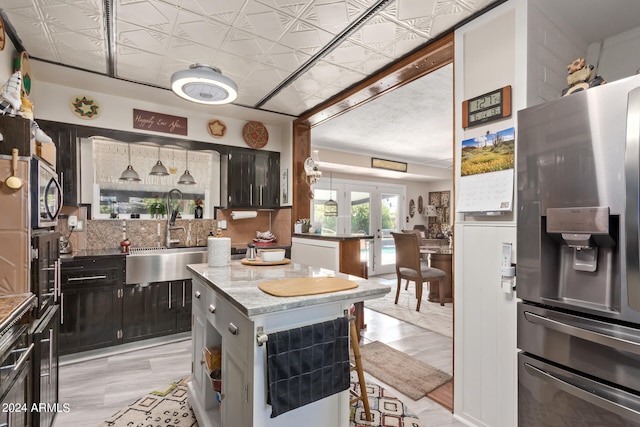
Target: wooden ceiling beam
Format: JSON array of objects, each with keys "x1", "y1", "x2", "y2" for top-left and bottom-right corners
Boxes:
[{"x1": 294, "y1": 32, "x2": 454, "y2": 129}]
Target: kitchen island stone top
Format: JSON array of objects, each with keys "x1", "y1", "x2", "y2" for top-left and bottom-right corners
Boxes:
[
  {"x1": 293, "y1": 233, "x2": 373, "y2": 240},
  {"x1": 187, "y1": 260, "x2": 390, "y2": 317}
]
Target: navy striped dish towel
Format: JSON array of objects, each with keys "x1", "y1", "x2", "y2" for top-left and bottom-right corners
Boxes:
[{"x1": 266, "y1": 316, "x2": 350, "y2": 418}]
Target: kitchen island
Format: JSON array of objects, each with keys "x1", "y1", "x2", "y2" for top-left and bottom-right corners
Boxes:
[
  {"x1": 291, "y1": 233, "x2": 373, "y2": 278},
  {"x1": 187, "y1": 260, "x2": 389, "y2": 427}
]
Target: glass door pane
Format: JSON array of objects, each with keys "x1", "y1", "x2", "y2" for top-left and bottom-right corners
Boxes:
[
  {"x1": 312, "y1": 188, "x2": 338, "y2": 235},
  {"x1": 349, "y1": 190, "x2": 371, "y2": 269},
  {"x1": 375, "y1": 191, "x2": 401, "y2": 275}
]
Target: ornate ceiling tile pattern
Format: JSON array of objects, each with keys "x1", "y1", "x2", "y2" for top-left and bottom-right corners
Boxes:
[{"x1": 0, "y1": 0, "x2": 495, "y2": 117}]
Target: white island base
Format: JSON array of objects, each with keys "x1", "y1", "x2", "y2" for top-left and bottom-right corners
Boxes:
[{"x1": 187, "y1": 261, "x2": 389, "y2": 427}]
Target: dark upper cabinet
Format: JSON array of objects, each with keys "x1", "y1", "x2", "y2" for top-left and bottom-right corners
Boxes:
[
  {"x1": 222, "y1": 148, "x2": 280, "y2": 208},
  {"x1": 38, "y1": 120, "x2": 79, "y2": 206}
]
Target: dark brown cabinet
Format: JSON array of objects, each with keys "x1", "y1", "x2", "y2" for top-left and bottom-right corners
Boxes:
[
  {"x1": 222, "y1": 148, "x2": 280, "y2": 208},
  {"x1": 122, "y1": 279, "x2": 192, "y2": 341},
  {"x1": 59, "y1": 257, "x2": 125, "y2": 355},
  {"x1": 37, "y1": 120, "x2": 79, "y2": 206},
  {"x1": 31, "y1": 306, "x2": 60, "y2": 427},
  {"x1": 60, "y1": 257, "x2": 192, "y2": 354}
]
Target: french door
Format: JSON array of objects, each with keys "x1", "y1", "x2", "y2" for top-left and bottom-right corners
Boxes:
[{"x1": 311, "y1": 179, "x2": 404, "y2": 276}]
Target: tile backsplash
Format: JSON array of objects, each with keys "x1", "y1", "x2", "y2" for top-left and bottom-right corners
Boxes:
[{"x1": 57, "y1": 206, "x2": 291, "y2": 251}]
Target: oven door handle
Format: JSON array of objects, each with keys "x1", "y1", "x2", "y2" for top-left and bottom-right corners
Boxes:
[
  {"x1": 524, "y1": 311, "x2": 640, "y2": 354},
  {"x1": 12, "y1": 343, "x2": 34, "y2": 373},
  {"x1": 524, "y1": 361, "x2": 640, "y2": 421},
  {"x1": 67, "y1": 275, "x2": 107, "y2": 282}
]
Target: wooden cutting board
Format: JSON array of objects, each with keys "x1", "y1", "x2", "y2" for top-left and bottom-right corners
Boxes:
[
  {"x1": 240, "y1": 257, "x2": 291, "y2": 266},
  {"x1": 258, "y1": 277, "x2": 358, "y2": 297}
]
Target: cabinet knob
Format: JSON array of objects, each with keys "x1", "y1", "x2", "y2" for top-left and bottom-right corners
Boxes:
[
  {"x1": 208, "y1": 304, "x2": 216, "y2": 314},
  {"x1": 194, "y1": 291, "x2": 201, "y2": 299},
  {"x1": 228, "y1": 323, "x2": 238, "y2": 335}
]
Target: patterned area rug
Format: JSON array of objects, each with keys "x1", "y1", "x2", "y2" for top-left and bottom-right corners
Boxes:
[
  {"x1": 350, "y1": 379, "x2": 425, "y2": 427},
  {"x1": 365, "y1": 276, "x2": 453, "y2": 338},
  {"x1": 100, "y1": 377, "x2": 424, "y2": 427},
  {"x1": 99, "y1": 377, "x2": 197, "y2": 427}
]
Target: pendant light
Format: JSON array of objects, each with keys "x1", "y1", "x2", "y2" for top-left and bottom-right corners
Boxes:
[
  {"x1": 171, "y1": 64, "x2": 238, "y2": 105},
  {"x1": 149, "y1": 146, "x2": 169, "y2": 176},
  {"x1": 324, "y1": 173, "x2": 338, "y2": 217},
  {"x1": 119, "y1": 144, "x2": 141, "y2": 182},
  {"x1": 178, "y1": 150, "x2": 196, "y2": 185}
]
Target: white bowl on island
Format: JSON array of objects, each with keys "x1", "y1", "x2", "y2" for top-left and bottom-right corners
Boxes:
[{"x1": 260, "y1": 249, "x2": 285, "y2": 262}]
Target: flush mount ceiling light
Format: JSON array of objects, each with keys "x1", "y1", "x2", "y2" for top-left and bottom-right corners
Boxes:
[
  {"x1": 149, "y1": 146, "x2": 169, "y2": 176},
  {"x1": 171, "y1": 64, "x2": 238, "y2": 105},
  {"x1": 119, "y1": 144, "x2": 141, "y2": 182}
]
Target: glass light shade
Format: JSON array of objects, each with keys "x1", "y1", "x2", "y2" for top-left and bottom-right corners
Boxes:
[
  {"x1": 171, "y1": 64, "x2": 238, "y2": 105},
  {"x1": 119, "y1": 165, "x2": 141, "y2": 181},
  {"x1": 150, "y1": 160, "x2": 169, "y2": 176},
  {"x1": 178, "y1": 170, "x2": 196, "y2": 185}
]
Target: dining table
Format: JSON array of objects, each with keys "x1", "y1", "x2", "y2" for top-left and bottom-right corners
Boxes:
[{"x1": 420, "y1": 246, "x2": 453, "y2": 303}]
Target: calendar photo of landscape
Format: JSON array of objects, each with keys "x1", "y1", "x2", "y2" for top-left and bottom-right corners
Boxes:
[{"x1": 461, "y1": 127, "x2": 515, "y2": 176}]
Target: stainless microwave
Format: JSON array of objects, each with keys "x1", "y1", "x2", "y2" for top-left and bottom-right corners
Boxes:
[{"x1": 31, "y1": 158, "x2": 62, "y2": 228}]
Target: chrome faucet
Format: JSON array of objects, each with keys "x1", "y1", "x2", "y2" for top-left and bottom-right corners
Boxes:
[{"x1": 166, "y1": 188, "x2": 185, "y2": 247}]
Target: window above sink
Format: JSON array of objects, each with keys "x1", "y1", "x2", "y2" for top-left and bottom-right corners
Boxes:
[{"x1": 88, "y1": 137, "x2": 220, "y2": 219}]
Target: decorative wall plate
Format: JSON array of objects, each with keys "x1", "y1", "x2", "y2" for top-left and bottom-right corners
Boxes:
[
  {"x1": 207, "y1": 119, "x2": 227, "y2": 138},
  {"x1": 418, "y1": 195, "x2": 424, "y2": 214},
  {"x1": 409, "y1": 199, "x2": 415, "y2": 218},
  {"x1": 70, "y1": 95, "x2": 100, "y2": 119},
  {"x1": 0, "y1": 16, "x2": 6, "y2": 51},
  {"x1": 242, "y1": 121, "x2": 269, "y2": 148},
  {"x1": 15, "y1": 51, "x2": 30, "y2": 95}
]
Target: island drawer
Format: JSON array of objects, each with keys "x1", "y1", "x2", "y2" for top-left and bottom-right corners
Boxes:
[
  {"x1": 192, "y1": 279, "x2": 207, "y2": 313},
  {"x1": 206, "y1": 291, "x2": 252, "y2": 358}
]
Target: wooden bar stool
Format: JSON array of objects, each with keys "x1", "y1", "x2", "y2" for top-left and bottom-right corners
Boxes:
[{"x1": 349, "y1": 316, "x2": 371, "y2": 422}]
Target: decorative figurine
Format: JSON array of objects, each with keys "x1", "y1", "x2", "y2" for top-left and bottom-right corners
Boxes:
[
  {"x1": 562, "y1": 58, "x2": 606, "y2": 96},
  {"x1": 194, "y1": 198, "x2": 203, "y2": 219}
]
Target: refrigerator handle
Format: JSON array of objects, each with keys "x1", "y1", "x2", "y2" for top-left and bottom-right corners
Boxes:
[
  {"x1": 625, "y1": 86, "x2": 640, "y2": 310},
  {"x1": 524, "y1": 311, "x2": 640, "y2": 355},
  {"x1": 524, "y1": 362, "x2": 640, "y2": 421}
]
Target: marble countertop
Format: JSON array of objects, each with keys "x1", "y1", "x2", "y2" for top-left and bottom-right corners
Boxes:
[
  {"x1": 293, "y1": 233, "x2": 374, "y2": 241},
  {"x1": 188, "y1": 260, "x2": 390, "y2": 317}
]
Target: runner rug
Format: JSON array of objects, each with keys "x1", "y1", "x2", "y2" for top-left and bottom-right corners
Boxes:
[
  {"x1": 99, "y1": 377, "x2": 425, "y2": 427},
  {"x1": 359, "y1": 341, "x2": 452, "y2": 400}
]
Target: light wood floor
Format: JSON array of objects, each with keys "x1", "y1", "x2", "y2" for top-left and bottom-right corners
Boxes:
[{"x1": 55, "y1": 285, "x2": 462, "y2": 426}]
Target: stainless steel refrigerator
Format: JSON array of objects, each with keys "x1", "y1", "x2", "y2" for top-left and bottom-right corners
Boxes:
[{"x1": 517, "y1": 73, "x2": 640, "y2": 425}]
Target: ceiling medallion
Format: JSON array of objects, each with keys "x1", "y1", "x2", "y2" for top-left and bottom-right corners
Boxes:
[
  {"x1": 242, "y1": 121, "x2": 269, "y2": 149},
  {"x1": 207, "y1": 119, "x2": 227, "y2": 139},
  {"x1": 70, "y1": 95, "x2": 100, "y2": 119}
]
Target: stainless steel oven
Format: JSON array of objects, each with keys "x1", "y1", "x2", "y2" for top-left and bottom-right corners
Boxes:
[{"x1": 31, "y1": 158, "x2": 62, "y2": 229}]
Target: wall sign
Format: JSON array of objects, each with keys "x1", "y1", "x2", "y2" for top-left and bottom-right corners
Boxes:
[
  {"x1": 133, "y1": 109, "x2": 187, "y2": 135},
  {"x1": 462, "y1": 85, "x2": 511, "y2": 128}
]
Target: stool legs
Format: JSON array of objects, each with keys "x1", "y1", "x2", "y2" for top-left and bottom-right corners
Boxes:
[{"x1": 349, "y1": 318, "x2": 371, "y2": 422}]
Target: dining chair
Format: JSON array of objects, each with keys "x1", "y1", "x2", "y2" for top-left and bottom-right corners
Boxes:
[{"x1": 391, "y1": 231, "x2": 446, "y2": 310}]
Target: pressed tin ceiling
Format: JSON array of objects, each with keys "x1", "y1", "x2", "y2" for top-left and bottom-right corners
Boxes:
[{"x1": 0, "y1": 0, "x2": 498, "y2": 117}]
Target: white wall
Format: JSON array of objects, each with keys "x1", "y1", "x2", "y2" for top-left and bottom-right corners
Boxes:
[
  {"x1": 593, "y1": 25, "x2": 640, "y2": 81},
  {"x1": 453, "y1": 1, "x2": 524, "y2": 426}
]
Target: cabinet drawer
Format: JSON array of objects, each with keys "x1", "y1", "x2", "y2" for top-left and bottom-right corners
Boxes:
[
  {"x1": 192, "y1": 279, "x2": 207, "y2": 313},
  {"x1": 206, "y1": 292, "x2": 252, "y2": 358},
  {"x1": 61, "y1": 257, "x2": 125, "y2": 287}
]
